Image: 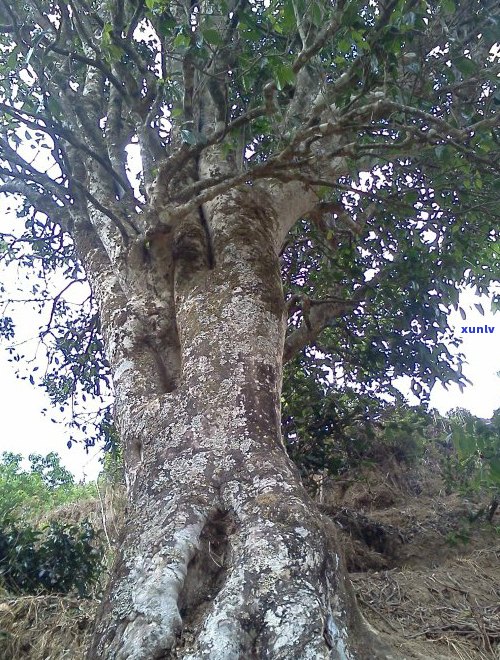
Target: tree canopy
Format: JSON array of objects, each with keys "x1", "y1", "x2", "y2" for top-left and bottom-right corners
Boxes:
[{"x1": 0, "y1": 0, "x2": 499, "y2": 449}]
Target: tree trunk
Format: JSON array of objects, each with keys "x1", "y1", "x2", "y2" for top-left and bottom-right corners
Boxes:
[{"x1": 87, "y1": 187, "x2": 393, "y2": 659}]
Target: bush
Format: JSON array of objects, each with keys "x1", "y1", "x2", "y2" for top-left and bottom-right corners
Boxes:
[
  {"x1": 0, "y1": 451, "x2": 105, "y2": 597},
  {"x1": 439, "y1": 408, "x2": 500, "y2": 517},
  {"x1": 282, "y1": 356, "x2": 428, "y2": 479},
  {"x1": 0, "y1": 517, "x2": 104, "y2": 596},
  {"x1": 99, "y1": 445, "x2": 125, "y2": 486}
]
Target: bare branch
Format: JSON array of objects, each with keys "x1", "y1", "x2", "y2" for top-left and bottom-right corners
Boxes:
[
  {"x1": 283, "y1": 269, "x2": 384, "y2": 364},
  {"x1": 72, "y1": 179, "x2": 138, "y2": 242},
  {"x1": 283, "y1": 297, "x2": 357, "y2": 364},
  {"x1": 292, "y1": 12, "x2": 343, "y2": 74},
  {"x1": 0, "y1": 102, "x2": 136, "y2": 201}
]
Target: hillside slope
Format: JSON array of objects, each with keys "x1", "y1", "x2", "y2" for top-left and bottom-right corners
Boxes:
[{"x1": 1, "y1": 458, "x2": 498, "y2": 659}]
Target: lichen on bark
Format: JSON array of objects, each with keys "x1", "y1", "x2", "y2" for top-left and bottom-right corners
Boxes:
[{"x1": 86, "y1": 188, "x2": 393, "y2": 660}]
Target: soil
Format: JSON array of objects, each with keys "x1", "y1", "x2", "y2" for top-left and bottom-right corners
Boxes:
[{"x1": 321, "y1": 453, "x2": 500, "y2": 659}]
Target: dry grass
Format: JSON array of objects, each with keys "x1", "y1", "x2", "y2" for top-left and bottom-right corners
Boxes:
[
  {"x1": 0, "y1": 590, "x2": 98, "y2": 660},
  {"x1": 1, "y1": 473, "x2": 499, "y2": 660},
  {"x1": 352, "y1": 545, "x2": 500, "y2": 659}
]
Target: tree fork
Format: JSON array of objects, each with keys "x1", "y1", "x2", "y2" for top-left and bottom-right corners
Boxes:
[{"x1": 87, "y1": 191, "x2": 395, "y2": 659}]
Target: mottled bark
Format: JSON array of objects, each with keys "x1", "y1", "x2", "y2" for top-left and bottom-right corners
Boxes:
[{"x1": 87, "y1": 187, "x2": 394, "y2": 659}]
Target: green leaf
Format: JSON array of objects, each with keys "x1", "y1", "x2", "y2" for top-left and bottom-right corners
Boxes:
[
  {"x1": 173, "y1": 33, "x2": 190, "y2": 49},
  {"x1": 108, "y1": 44, "x2": 123, "y2": 61},
  {"x1": 337, "y1": 38, "x2": 352, "y2": 54},
  {"x1": 157, "y1": 15, "x2": 177, "y2": 36},
  {"x1": 6, "y1": 49, "x2": 18, "y2": 69},
  {"x1": 342, "y1": 1, "x2": 359, "y2": 27},
  {"x1": 202, "y1": 28, "x2": 222, "y2": 45},
  {"x1": 275, "y1": 64, "x2": 295, "y2": 90},
  {"x1": 441, "y1": 0, "x2": 456, "y2": 14},
  {"x1": 434, "y1": 145, "x2": 454, "y2": 164},
  {"x1": 455, "y1": 56, "x2": 476, "y2": 77},
  {"x1": 310, "y1": 1, "x2": 323, "y2": 27},
  {"x1": 405, "y1": 189, "x2": 419, "y2": 205},
  {"x1": 282, "y1": 4, "x2": 296, "y2": 32}
]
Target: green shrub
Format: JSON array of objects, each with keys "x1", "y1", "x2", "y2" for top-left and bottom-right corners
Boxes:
[
  {"x1": 28, "y1": 451, "x2": 74, "y2": 488},
  {"x1": 0, "y1": 518, "x2": 103, "y2": 596},
  {"x1": 282, "y1": 356, "x2": 428, "y2": 479},
  {"x1": 99, "y1": 445, "x2": 125, "y2": 486},
  {"x1": 441, "y1": 408, "x2": 500, "y2": 496},
  {"x1": 0, "y1": 451, "x2": 104, "y2": 597}
]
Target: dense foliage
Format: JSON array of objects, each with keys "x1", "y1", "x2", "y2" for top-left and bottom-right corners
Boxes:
[
  {"x1": 282, "y1": 361, "x2": 428, "y2": 474},
  {"x1": 0, "y1": 517, "x2": 103, "y2": 596},
  {"x1": 0, "y1": 452, "x2": 104, "y2": 596},
  {"x1": 283, "y1": 371, "x2": 500, "y2": 517},
  {"x1": 442, "y1": 408, "x2": 500, "y2": 511}
]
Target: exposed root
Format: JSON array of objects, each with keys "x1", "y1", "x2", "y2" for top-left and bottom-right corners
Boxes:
[
  {"x1": 352, "y1": 545, "x2": 500, "y2": 659},
  {"x1": 173, "y1": 511, "x2": 390, "y2": 660},
  {"x1": 87, "y1": 504, "x2": 209, "y2": 660}
]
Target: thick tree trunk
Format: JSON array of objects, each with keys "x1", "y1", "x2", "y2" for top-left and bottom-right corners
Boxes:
[{"x1": 87, "y1": 188, "x2": 393, "y2": 659}]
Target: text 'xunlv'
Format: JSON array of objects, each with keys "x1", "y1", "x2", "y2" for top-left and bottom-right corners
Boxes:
[{"x1": 460, "y1": 325, "x2": 495, "y2": 334}]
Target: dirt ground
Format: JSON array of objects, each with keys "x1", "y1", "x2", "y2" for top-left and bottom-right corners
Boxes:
[{"x1": 323, "y1": 455, "x2": 500, "y2": 659}]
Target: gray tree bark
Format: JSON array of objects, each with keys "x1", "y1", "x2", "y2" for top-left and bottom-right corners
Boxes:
[{"x1": 85, "y1": 183, "x2": 395, "y2": 659}]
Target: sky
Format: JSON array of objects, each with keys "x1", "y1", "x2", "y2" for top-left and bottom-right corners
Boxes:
[
  {"x1": 0, "y1": 360, "x2": 103, "y2": 481},
  {"x1": 0, "y1": 258, "x2": 106, "y2": 482},
  {"x1": 398, "y1": 287, "x2": 500, "y2": 416}
]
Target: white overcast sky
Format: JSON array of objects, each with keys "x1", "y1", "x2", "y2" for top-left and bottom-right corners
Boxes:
[{"x1": 0, "y1": 242, "x2": 106, "y2": 481}]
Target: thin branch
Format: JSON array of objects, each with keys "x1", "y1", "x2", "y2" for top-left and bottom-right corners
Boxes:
[
  {"x1": 71, "y1": 179, "x2": 136, "y2": 241},
  {"x1": 0, "y1": 180, "x2": 73, "y2": 230},
  {"x1": 0, "y1": 161, "x2": 69, "y2": 206},
  {"x1": 292, "y1": 11, "x2": 343, "y2": 74},
  {"x1": 41, "y1": 278, "x2": 88, "y2": 336},
  {"x1": 283, "y1": 270, "x2": 384, "y2": 363},
  {"x1": 0, "y1": 103, "x2": 136, "y2": 201},
  {"x1": 44, "y1": 42, "x2": 127, "y2": 98}
]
